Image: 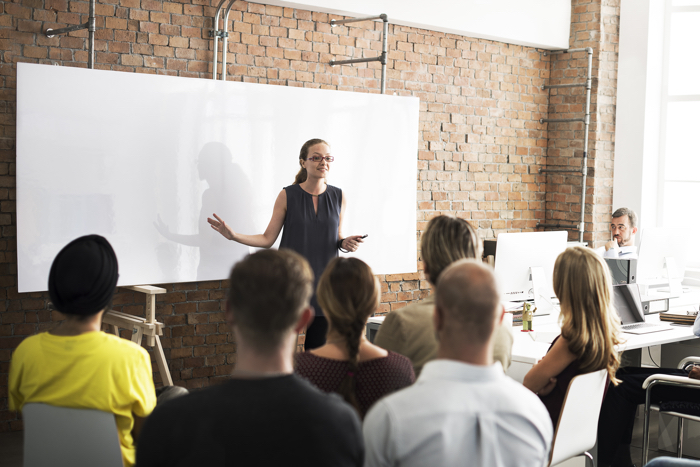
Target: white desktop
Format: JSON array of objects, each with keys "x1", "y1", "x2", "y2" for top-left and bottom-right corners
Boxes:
[{"x1": 493, "y1": 231, "x2": 568, "y2": 316}]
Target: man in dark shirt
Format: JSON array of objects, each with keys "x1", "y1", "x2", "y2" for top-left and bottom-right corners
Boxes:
[{"x1": 137, "y1": 249, "x2": 364, "y2": 467}]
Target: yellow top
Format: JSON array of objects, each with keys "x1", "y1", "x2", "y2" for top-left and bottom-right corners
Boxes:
[{"x1": 9, "y1": 331, "x2": 156, "y2": 467}]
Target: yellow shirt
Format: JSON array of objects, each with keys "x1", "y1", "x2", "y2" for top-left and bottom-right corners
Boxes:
[{"x1": 9, "y1": 331, "x2": 156, "y2": 467}]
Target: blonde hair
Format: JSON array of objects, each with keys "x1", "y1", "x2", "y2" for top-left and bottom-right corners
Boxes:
[
  {"x1": 317, "y1": 257, "x2": 379, "y2": 416},
  {"x1": 421, "y1": 215, "x2": 482, "y2": 285},
  {"x1": 554, "y1": 246, "x2": 622, "y2": 385},
  {"x1": 293, "y1": 138, "x2": 329, "y2": 185}
]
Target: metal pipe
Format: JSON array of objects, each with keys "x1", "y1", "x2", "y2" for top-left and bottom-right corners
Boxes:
[
  {"x1": 221, "y1": 0, "x2": 237, "y2": 81},
  {"x1": 539, "y1": 118, "x2": 585, "y2": 123},
  {"x1": 380, "y1": 16, "x2": 388, "y2": 94},
  {"x1": 328, "y1": 14, "x2": 388, "y2": 94},
  {"x1": 540, "y1": 168, "x2": 581, "y2": 173},
  {"x1": 211, "y1": 0, "x2": 228, "y2": 80},
  {"x1": 45, "y1": 0, "x2": 95, "y2": 69},
  {"x1": 541, "y1": 83, "x2": 586, "y2": 90},
  {"x1": 87, "y1": 0, "x2": 95, "y2": 69},
  {"x1": 537, "y1": 223, "x2": 579, "y2": 230},
  {"x1": 544, "y1": 47, "x2": 591, "y2": 55},
  {"x1": 45, "y1": 23, "x2": 88, "y2": 37},
  {"x1": 331, "y1": 15, "x2": 384, "y2": 25},
  {"x1": 578, "y1": 47, "x2": 593, "y2": 242},
  {"x1": 642, "y1": 381, "x2": 654, "y2": 466},
  {"x1": 677, "y1": 418, "x2": 684, "y2": 458},
  {"x1": 330, "y1": 56, "x2": 382, "y2": 66}
]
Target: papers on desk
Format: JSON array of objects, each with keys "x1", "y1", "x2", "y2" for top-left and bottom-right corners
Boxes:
[{"x1": 528, "y1": 331, "x2": 559, "y2": 344}]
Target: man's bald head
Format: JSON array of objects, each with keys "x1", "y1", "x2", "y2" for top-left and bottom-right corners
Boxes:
[{"x1": 435, "y1": 259, "x2": 501, "y2": 347}]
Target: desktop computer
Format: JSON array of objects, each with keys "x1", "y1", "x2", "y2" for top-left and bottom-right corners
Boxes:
[{"x1": 605, "y1": 258, "x2": 637, "y2": 285}]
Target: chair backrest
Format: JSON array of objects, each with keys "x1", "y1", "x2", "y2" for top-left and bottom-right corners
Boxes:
[
  {"x1": 549, "y1": 369, "x2": 608, "y2": 467},
  {"x1": 23, "y1": 403, "x2": 124, "y2": 467}
]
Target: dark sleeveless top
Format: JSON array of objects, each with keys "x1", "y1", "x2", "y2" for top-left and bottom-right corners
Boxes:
[
  {"x1": 538, "y1": 335, "x2": 583, "y2": 427},
  {"x1": 280, "y1": 184, "x2": 342, "y2": 315}
]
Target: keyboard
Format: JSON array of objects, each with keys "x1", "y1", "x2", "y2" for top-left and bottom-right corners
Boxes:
[{"x1": 622, "y1": 322, "x2": 661, "y2": 330}]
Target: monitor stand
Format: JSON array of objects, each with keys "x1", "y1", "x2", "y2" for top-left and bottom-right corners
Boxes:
[{"x1": 529, "y1": 266, "x2": 554, "y2": 316}]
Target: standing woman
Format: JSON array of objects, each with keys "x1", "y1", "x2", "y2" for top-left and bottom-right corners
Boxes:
[
  {"x1": 207, "y1": 138, "x2": 365, "y2": 349},
  {"x1": 523, "y1": 246, "x2": 622, "y2": 427}
]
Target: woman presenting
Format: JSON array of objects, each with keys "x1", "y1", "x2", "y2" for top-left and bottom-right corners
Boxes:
[{"x1": 207, "y1": 138, "x2": 365, "y2": 350}]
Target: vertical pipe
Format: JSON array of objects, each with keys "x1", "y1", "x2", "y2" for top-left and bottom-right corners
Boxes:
[
  {"x1": 221, "y1": 0, "x2": 237, "y2": 82},
  {"x1": 579, "y1": 47, "x2": 593, "y2": 243},
  {"x1": 212, "y1": 0, "x2": 227, "y2": 80},
  {"x1": 380, "y1": 18, "x2": 388, "y2": 94},
  {"x1": 677, "y1": 417, "x2": 684, "y2": 458},
  {"x1": 87, "y1": 0, "x2": 95, "y2": 69},
  {"x1": 642, "y1": 382, "x2": 655, "y2": 466}
]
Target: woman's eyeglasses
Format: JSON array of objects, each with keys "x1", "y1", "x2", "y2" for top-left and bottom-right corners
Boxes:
[{"x1": 307, "y1": 156, "x2": 334, "y2": 163}]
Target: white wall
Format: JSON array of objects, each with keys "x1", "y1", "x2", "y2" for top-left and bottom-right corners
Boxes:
[
  {"x1": 247, "y1": 0, "x2": 571, "y2": 50},
  {"x1": 613, "y1": 0, "x2": 664, "y2": 230}
]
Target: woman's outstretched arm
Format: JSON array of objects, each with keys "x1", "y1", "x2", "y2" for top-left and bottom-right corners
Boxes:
[{"x1": 208, "y1": 190, "x2": 287, "y2": 248}]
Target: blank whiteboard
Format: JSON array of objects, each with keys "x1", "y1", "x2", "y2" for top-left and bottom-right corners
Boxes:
[{"x1": 17, "y1": 63, "x2": 418, "y2": 293}]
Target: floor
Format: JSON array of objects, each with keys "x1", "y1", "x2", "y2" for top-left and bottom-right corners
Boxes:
[{"x1": 0, "y1": 411, "x2": 697, "y2": 466}]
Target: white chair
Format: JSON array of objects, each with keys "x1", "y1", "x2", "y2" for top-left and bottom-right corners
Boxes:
[
  {"x1": 549, "y1": 369, "x2": 609, "y2": 467},
  {"x1": 22, "y1": 403, "x2": 124, "y2": 467},
  {"x1": 642, "y1": 357, "x2": 700, "y2": 466}
]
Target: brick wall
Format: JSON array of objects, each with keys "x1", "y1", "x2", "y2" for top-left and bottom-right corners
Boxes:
[
  {"x1": 0, "y1": 0, "x2": 619, "y2": 431},
  {"x1": 542, "y1": 0, "x2": 620, "y2": 243}
]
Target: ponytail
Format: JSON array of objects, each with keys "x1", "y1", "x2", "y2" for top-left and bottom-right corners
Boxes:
[
  {"x1": 317, "y1": 257, "x2": 380, "y2": 418},
  {"x1": 294, "y1": 167, "x2": 307, "y2": 185}
]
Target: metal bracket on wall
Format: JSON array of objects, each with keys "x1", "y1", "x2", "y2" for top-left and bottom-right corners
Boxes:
[
  {"x1": 328, "y1": 14, "x2": 389, "y2": 94},
  {"x1": 537, "y1": 47, "x2": 594, "y2": 242},
  {"x1": 44, "y1": 0, "x2": 96, "y2": 69},
  {"x1": 211, "y1": 0, "x2": 237, "y2": 80}
]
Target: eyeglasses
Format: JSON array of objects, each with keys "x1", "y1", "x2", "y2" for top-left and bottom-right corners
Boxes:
[{"x1": 307, "y1": 156, "x2": 334, "y2": 163}]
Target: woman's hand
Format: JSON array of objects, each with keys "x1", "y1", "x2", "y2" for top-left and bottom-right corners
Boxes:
[
  {"x1": 537, "y1": 377, "x2": 558, "y2": 396},
  {"x1": 341, "y1": 235, "x2": 365, "y2": 253},
  {"x1": 207, "y1": 213, "x2": 236, "y2": 241}
]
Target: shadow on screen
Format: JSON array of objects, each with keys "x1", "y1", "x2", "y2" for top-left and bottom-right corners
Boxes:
[{"x1": 154, "y1": 142, "x2": 254, "y2": 281}]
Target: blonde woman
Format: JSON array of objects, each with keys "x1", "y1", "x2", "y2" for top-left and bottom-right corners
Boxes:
[
  {"x1": 523, "y1": 246, "x2": 622, "y2": 426},
  {"x1": 295, "y1": 257, "x2": 415, "y2": 418}
]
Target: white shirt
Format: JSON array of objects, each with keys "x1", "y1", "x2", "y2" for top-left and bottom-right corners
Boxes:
[
  {"x1": 594, "y1": 244, "x2": 638, "y2": 259},
  {"x1": 363, "y1": 359, "x2": 553, "y2": 467}
]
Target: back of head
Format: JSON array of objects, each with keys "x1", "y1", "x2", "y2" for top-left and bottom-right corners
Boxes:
[
  {"x1": 317, "y1": 257, "x2": 379, "y2": 416},
  {"x1": 553, "y1": 246, "x2": 621, "y2": 382},
  {"x1": 48, "y1": 235, "x2": 119, "y2": 318},
  {"x1": 227, "y1": 249, "x2": 313, "y2": 353},
  {"x1": 435, "y1": 259, "x2": 500, "y2": 348},
  {"x1": 421, "y1": 215, "x2": 481, "y2": 285}
]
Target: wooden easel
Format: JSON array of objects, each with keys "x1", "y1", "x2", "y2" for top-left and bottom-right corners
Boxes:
[{"x1": 102, "y1": 285, "x2": 172, "y2": 386}]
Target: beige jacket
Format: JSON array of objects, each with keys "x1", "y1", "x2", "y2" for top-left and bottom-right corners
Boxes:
[{"x1": 373, "y1": 295, "x2": 513, "y2": 377}]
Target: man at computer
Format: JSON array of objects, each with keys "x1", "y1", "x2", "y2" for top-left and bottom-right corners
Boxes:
[{"x1": 596, "y1": 207, "x2": 638, "y2": 258}]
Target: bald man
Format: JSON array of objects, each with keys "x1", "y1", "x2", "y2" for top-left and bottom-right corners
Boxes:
[{"x1": 363, "y1": 260, "x2": 552, "y2": 467}]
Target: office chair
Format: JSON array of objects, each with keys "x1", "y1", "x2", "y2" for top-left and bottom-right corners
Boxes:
[{"x1": 22, "y1": 403, "x2": 124, "y2": 467}]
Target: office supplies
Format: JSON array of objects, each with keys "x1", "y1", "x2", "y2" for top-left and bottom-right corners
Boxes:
[{"x1": 614, "y1": 284, "x2": 671, "y2": 335}]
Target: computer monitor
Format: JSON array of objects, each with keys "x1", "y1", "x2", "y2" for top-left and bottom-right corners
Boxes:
[
  {"x1": 494, "y1": 231, "x2": 568, "y2": 302},
  {"x1": 637, "y1": 227, "x2": 693, "y2": 284}
]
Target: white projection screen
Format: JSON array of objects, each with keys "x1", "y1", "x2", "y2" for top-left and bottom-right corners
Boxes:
[{"x1": 17, "y1": 63, "x2": 418, "y2": 292}]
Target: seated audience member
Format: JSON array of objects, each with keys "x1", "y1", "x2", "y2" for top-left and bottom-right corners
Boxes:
[
  {"x1": 373, "y1": 215, "x2": 513, "y2": 376},
  {"x1": 137, "y1": 250, "x2": 364, "y2": 467},
  {"x1": 363, "y1": 260, "x2": 552, "y2": 467},
  {"x1": 595, "y1": 207, "x2": 639, "y2": 258},
  {"x1": 597, "y1": 313, "x2": 700, "y2": 467},
  {"x1": 523, "y1": 246, "x2": 622, "y2": 426},
  {"x1": 9, "y1": 235, "x2": 156, "y2": 467},
  {"x1": 295, "y1": 257, "x2": 415, "y2": 418}
]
